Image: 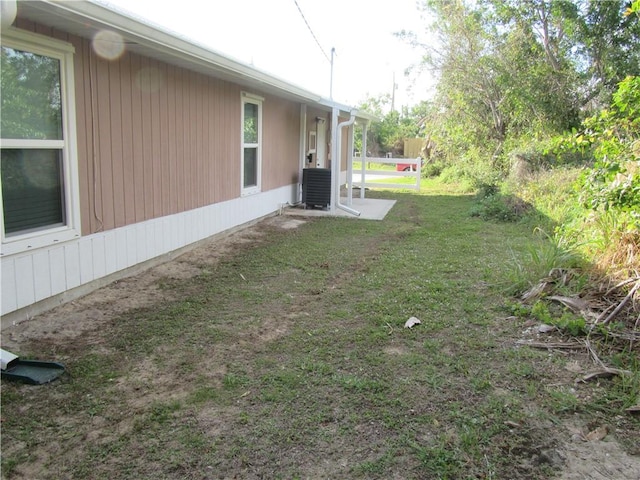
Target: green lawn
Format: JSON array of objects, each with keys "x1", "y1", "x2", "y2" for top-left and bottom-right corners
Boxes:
[
  {"x1": 1, "y1": 184, "x2": 638, "y2": 479},
  {"x1": 352, "y1": 161, "x2": 396, "y2": 171}
]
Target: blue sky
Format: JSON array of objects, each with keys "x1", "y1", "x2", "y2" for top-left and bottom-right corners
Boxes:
[{"x1": 100, "y1": 0, "x2": 435, "y2": 108}]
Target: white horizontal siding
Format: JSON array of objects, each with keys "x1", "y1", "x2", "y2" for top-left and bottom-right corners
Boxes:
[{"x1": 1, "y1": 184, "x2": 296, "y2": 318}]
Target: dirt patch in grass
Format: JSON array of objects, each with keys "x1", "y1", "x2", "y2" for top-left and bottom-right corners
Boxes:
[
  {"x1": 2, "y1": 194, "x2": 639, "y2": 479},
  {"x1": 2, "y1": 217, "x2": 282, "y2": 351}
]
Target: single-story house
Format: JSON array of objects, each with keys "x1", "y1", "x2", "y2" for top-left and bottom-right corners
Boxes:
[{"x1": 0, "y1": 0, "x2": 377, "y2": 323}]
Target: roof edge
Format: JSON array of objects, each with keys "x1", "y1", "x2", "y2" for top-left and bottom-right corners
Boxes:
[
  {"x1": 35, "y1": 0, "x2": 327, "y2": 103},
  {"x1": 13, "y1": 0, "x2": 375, "y2": 119}
]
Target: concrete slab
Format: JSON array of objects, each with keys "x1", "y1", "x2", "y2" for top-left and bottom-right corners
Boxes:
[{"x1": 284, "y1": 197, "x2": 396, "y2": 221}]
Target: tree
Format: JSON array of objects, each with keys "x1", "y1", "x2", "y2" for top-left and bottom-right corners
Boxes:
[
  {"x1": 357, "y1": 96, "x2": 432, "y2": 157},
  {"x1": 578, "y1": 0, "x2": 640, "y2": 106},
  {"x1": 414, "y1": 0, "x2": 530, "y2": 168},
  {"x1": 571, "y1": 76, "x2": 640, "y2": 222},
  {"x1": 405, "y1": 0, "x2": 638, "y2": 180}
]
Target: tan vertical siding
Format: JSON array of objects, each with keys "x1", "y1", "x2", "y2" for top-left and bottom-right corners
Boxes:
[
  {"x1": 173, "y1": 66, "x2": 185, "y2": 214},
  {"x1": 213, "y1": 80, "x2": 225, "y2": 202},
  {"x1": 129, "y1": 53, "x2": 145, "y2": 223},
  {"x1": 226, "y1": 82, "x2": 238, "y2": 200},
  {"x1": 109, "y1": 57, "x2": 126, "y2": 228},
  {"x1": 120, "y1": 53, "x2": 136, "y2": 226},
  {"x1": 159, "y1": 63, "x2": 170, "y2": 217},
  {"x1": 95, "y1": 54, "x2": 115, "y2": 231},
  {"x1": 205, "y1": 78, "x2": 215, "y2": 206},
  {"x1": 166, "y1": 65, "x2": 178, "y2": 215},
  {"x1": 202, "y1": 77, "x2": 211, "y2": 206},
  {"x1": 70, "y1": 30, "x2": 93, "y2": 233},
  {"x1": 140, "y1": 56, "x2": 154, "y2": 220},
  {"x1": 262, "y1": 95, "x2": 301, "y2": 190},
  {"x1": 10, "y1": 23, "x2": 302, "y2": 237},
  {"x1": 186, "y1": 70, "x2": 195, "y2": 210},
  {"x1": 196, "y1": 73, "x2": 204, "y2": 207},
  {"x1": 147, "y1": 59, "x2": 159, "y2": 218}
]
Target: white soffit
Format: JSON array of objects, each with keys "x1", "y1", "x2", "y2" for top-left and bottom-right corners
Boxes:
[{"x1": 13, "y1": 0, "x2": 327, "y2": 105}]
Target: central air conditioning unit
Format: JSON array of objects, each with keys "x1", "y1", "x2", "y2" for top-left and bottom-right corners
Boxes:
[{"x1": 302, "y1": 168, "x2": 331, "y2": 209}]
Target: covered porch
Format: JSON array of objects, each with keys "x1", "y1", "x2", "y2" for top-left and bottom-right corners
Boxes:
[{"x1": 296, "y1": 102, "x2": 395, "y2": 219}]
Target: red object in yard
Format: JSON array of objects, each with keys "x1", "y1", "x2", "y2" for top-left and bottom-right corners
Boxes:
[
  {"x1": 396, "y1": 159, "x2": 422, "y2": 171},
  {"x1": 396, "y1": 163, "x2": 415, "y2": 171}
]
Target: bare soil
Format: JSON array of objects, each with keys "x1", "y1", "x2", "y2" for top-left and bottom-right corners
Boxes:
[{"x1": 2, "y1": 214, "x2": 639, "y2": 479}]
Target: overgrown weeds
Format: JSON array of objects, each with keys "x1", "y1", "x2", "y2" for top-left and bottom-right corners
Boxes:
[
  {"x1": 469, "y1": 155, "x2": 639, "y2": 434},
  {"x1": 470, "y1": 188, "x2": 534, "y2": 222}
]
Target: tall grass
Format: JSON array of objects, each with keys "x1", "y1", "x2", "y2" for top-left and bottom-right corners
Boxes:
[
  {"x1": 513, "y1": 167, "x2": 582, "y2": 228},
  {"x1": 511, "y1": 167, "x2": 638, "y2": 281},
  {"x1": 573, "y1": 211, "x2": 640, "y2": 277},
  {"x1": 505, "y1": 229, "x2": 584, "y2": 295}
]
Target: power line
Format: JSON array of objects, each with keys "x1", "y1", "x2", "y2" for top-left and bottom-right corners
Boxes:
[{"x1": 293, "y1": 0, "x2": 331, "y2": 63}]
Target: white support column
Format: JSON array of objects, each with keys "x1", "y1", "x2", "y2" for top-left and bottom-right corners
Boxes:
[
  {"x1": 346, "y1": 123, "x2": 354, "y2": 206},
  {"x1": 360, "y1": 120, "x2": 369, "y2": 199},
  {"x1": 329, "y1": 106, "x2": 339, "y2": 214}
]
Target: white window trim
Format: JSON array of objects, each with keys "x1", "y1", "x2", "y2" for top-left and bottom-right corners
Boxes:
[
  {"x1": 0, "y1": 28, "x2": 81, "y2": 256},
  {"x1": 240, "y1": 92, "x2": 263, "y2": 196}
]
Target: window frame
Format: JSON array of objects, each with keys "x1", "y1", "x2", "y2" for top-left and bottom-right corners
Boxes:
[
  {"x1": 0, "y1": 28, "x2": 80, "y2": 256},
  {"x1": 240, "y1": 92, "x2": 263, "y2": 196}
]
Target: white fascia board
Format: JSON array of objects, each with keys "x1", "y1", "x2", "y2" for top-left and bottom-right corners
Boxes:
[
  {"x1": 317, "y1": 98, "x2": 379, "y2": 123},
  {"x1": 33, "y1": 0, "x2": 325, "y2": 104}
]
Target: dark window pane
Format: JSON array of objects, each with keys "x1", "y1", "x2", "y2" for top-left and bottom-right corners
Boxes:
[
  {"x1": 1, "y1": 47, "x2": 63, "y2": 140},
  {"x1": 1, "y1": 149, "x2": 65, "y2": 235},
  {"x1": 243, "y1": 147, "x2": 257, "y2": 188},
  {"x1": 243, "y1": 102, "x2": 258, "y2": 143}
]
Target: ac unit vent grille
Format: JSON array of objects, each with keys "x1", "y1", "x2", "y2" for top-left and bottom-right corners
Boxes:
[{"x1": 302, "y1": 168, "x2": 331, "y2": 209}]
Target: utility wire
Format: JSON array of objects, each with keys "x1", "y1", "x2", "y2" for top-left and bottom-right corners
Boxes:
[{"x1": 293, "y1": 0, "x2": 331, "y2": 63}]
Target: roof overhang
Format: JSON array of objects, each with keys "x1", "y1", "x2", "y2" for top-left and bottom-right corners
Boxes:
[{"x1": 8, "y1": 0, "x2": 375, "y2": 122}]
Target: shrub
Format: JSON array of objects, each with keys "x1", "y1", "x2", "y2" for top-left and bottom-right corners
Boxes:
[
  {"x1": 470, "y1": 191, "x2": 533, "y2": 223},
  {"x1": 531, "y1": 77, "x2": 640, "y2": 275},
  {"x1": 564, "y1": 77, "x2": 640, "y2": 225},
  {"x1": 421, "y1": 159, "x2": 445, "y2": 178}
]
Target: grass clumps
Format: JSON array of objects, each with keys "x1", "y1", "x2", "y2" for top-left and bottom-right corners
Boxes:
[{"x1": 470, "y1": 182, "x2": 534, "y2": 222}]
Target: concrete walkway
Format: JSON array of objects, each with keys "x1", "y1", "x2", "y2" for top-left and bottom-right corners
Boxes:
[{"x1": 284, "y1": 197, "x2": 396, "y2": 221}]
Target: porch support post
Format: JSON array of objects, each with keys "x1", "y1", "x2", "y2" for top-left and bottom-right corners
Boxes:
[
  {"x1": 329, "y1": 106, "x2": 339, "y2": 214},
  {"x1": 360, "y1": 120, "x2": 369, "y2": 199},
  {"x1": 346, "y1": 122, "x2": 354, "y2": 206}
]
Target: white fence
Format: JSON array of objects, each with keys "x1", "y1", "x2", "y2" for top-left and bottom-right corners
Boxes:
[{"x1": 352, "y1": 157, "x2": 421, "y2": 192}]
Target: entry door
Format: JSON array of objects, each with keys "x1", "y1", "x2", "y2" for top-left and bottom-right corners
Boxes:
[{"x1": 316, "y1": 120, "x2": 327, "y2": 168}]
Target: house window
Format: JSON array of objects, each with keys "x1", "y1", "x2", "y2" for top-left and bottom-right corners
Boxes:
[
  {"x1": 1, "y1": 29, "x2": 80, "y2": 255},
  {"x1": 241, "y1": 93, "x2": 262, "y2": 195}
]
